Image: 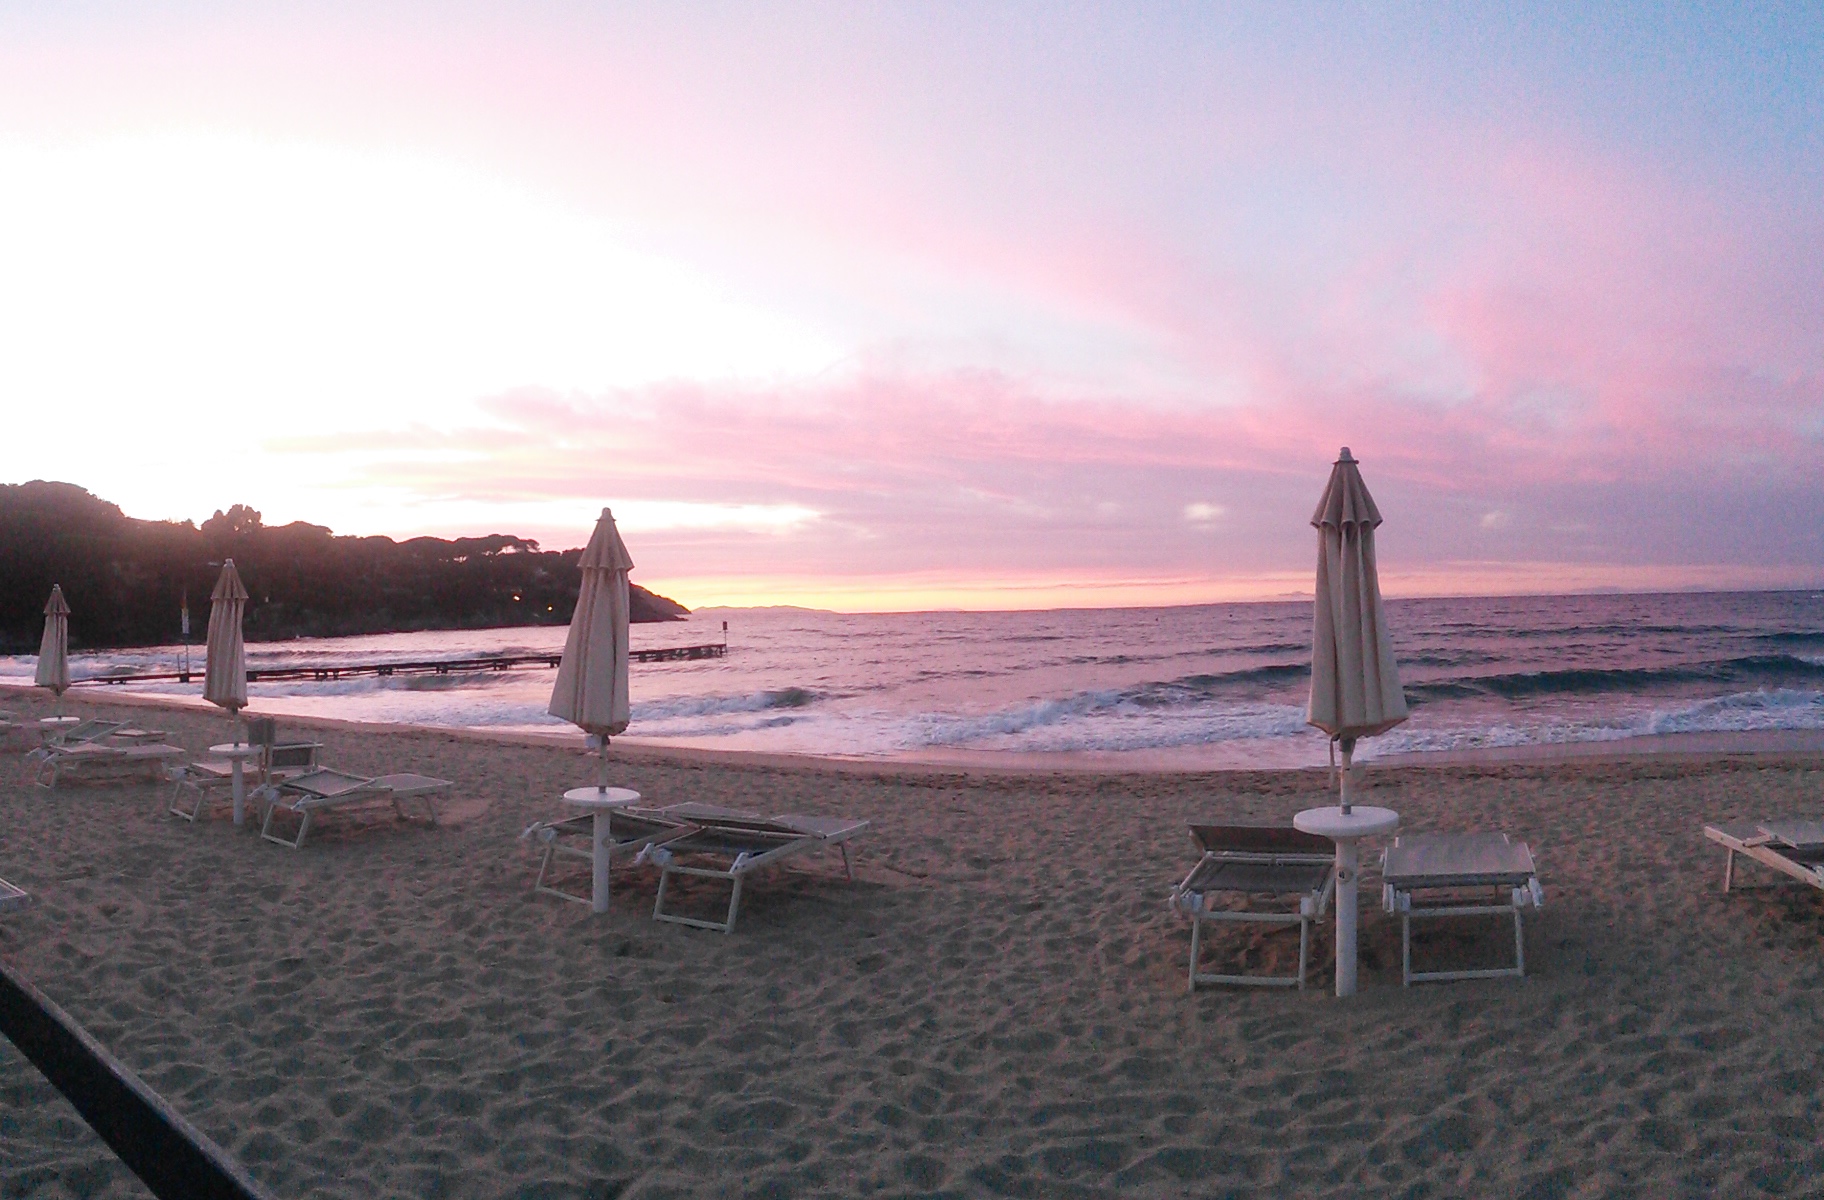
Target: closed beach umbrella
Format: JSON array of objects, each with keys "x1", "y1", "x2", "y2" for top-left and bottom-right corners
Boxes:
[
  {"x1": 35, "y1": 585, "x2": 71, "y2": 705},
  {"x1": 1300, "y1": 447, "x2": 1408, "y2": 998},
  {"x1": 204, "y1": 559, "x2": 250, "y2": 736},
  {"x1": 1307, "y1": 446, "x2": 1407, "y2": 802},
  {"x1": 549, "y1": 508, "x2": 634, "y2": 785}
]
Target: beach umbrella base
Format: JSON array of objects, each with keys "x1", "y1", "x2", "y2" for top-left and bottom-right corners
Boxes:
[{"x1": 1295, "y1": 804, "x2": 1400, "y2": 996}]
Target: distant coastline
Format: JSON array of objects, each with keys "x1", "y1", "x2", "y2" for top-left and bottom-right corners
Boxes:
[{"x1": 0, "y1": 480, "x2": 688, "y2": 651}]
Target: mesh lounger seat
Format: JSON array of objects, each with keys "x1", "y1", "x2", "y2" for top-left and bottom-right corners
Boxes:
[
  {"x1": 1704, "y1": 819, "x2": 1824, "y2": 894},
  {"x1": 1381, "y1": 832, "x2": 1544, "y2": 986},
  {"x1": 258, "y1": 769, "x2": 453, "y2": 848},
  {"x1": 0, "y1": 877, "x2": 28, "y2": 914},
  {"x1": 1169, "y1": 823, "x2": 1338, "y2": 991},
  {"x1": 522, "y1": 809, "x2": 702, "y2": 908},
  {"x1": 637, "y1": 803, "x2": 870, "y2": 934}
]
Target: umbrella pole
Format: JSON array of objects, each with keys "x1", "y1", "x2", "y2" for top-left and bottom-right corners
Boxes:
[
  {"x1": 1335, "y1": 737, "x2": 1359, "y2": 996},
  {"x1": 1338, "y1": 738, "x2": 1355, "y2": 816},
  {"x1": 591, "y1": 734, "x2": 612, "y2": 915}
]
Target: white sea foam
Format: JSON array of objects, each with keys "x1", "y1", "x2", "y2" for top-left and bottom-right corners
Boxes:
[{"x1": 1644, "y1": 687, "x2": 1824, "y2": 734}]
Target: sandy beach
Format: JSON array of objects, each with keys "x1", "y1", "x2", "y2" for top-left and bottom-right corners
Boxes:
[{"x1": 3, "y1": 688, "x2": 1822, "y2": 1199}]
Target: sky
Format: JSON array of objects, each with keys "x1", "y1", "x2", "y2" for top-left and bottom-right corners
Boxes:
[{"x1": 1, "y1": 2, "x2": 1820, "y2": 610}]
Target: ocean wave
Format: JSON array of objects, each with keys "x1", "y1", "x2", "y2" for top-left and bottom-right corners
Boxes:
[
  {"x1": 629, "y1": 687, "x2": 1319, "y2": 755},
  {"x1": 1404, "y1": 654, "x2": 1824, "y2": 702},
  {"x1": 1491, "y1": 621, "x2": 1749, "y2": 641},
  {"x1": 905, "y1": 690, "x2": 1123, "y2": 744},
  {"x1": 1754, "y1": 630, "x2": 1824, "y2": 649},
  {"x1": 1372, "y1": 722, "x2": 1637, "y2": 756},
  {"x1": 1370, "y1": 687, "x2": 1824, "y2": 757},
  {"x1": 1398, "y1": 650, "x2": 1507, "y2": 669},
  {"x1": 898, "y1": 691, "x2": 1312, "y2": 752},
  {"x1": 632, "y1": 687, "x2": 820, "y2": 721},
  {"x1": 1083, "y1": 666, "x2": 1310, "y2": 710},
  {"x1": 1645, "y1": 688, "x2": 1824, "y2": 735},
  {"x1": 1054, "y1": 640, "x2": 1309, "y2": 669}
]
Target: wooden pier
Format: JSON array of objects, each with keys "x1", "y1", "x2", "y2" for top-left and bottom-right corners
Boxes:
[{"x1": 68, "y1": 643, "x2": 726, "y2": 687}]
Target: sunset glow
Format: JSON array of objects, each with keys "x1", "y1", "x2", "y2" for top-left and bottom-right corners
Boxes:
[{"x1": 2, "y1": 5, "x2": 1819, "y2": 609}]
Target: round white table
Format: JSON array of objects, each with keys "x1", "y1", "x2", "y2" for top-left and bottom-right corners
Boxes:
[
  {"x1": 38, "y1": 716, "x2": 81, "y2": 745},
  {"x1": 1294, "y1": 805, "x2": 1401, "y2": 997},
  {"x1": 209, "y1": 743, "x2": 262, "y2": 826},
  {"x1": 562, "y1": 786, "x2": 642, "y2": 913}
]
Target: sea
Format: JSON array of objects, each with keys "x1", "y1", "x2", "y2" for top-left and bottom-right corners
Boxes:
[{"x1": 5, "y1": 590, "x2": 1824, "y2": 770}]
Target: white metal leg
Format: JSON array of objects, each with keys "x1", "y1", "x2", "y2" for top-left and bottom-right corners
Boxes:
[{"x1": 1187, "y1": 918, "x2": 1203, "y2": 993}]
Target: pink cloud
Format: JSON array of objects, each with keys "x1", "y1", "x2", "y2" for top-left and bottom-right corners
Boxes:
[
  {"x1": 273, "y1": 329, "x2": 1822, "y2": 591},
  {"x1": 9, "y1": 8, "x2": 1819, "y2": 603}
]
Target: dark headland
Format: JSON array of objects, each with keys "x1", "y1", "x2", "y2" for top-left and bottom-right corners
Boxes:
[{"x1": 0, "y1": 480, "x2": 689, "y2": 651}]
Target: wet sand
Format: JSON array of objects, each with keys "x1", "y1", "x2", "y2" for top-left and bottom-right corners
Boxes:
[{"x1": 3, "y1": 687, "x2": 1823, "y2": 1198}]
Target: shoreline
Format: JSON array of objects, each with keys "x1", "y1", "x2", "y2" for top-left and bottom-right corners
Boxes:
[{"x1": 7, "y1": 682, "x2": 1823, "y2": 781}]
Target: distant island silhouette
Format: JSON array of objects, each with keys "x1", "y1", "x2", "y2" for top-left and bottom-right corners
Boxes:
[{"x1": 0, "y1": 480, "x2": 688, "y2": 651}]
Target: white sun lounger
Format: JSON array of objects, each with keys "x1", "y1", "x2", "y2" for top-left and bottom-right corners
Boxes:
[
  {"x1": 0, "y1": 877, "x2": 28, "y2": 914},
  {"x1": 30, "y1": 741, "x2": 186, "y2": 790},
  {"x1": 1170, "y1": 822, "x2": 1338, "y2": 991},
  {"x1": 1381, "y1": 832, "x2": 1544, "y2": 986},
  {"x1": 637, "y1": 803, "x2": 869, "y2": 934},
  {"x1": 522, "y1": 808, "x2": 702, "y2": 908},
  {"x1": 1705, "y1": 819, "x2": 1824, "y2": 894},
  {"x1": 258, "y1": 769, "x2": 453, "y2": 848},
  {"x1": 26, "y1": 719, "x2": 130, "y2": 786}
]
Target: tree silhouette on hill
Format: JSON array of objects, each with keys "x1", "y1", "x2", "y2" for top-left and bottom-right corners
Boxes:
[{"x1": 0, "y1": 481, "x2": 687, "y2": 650}]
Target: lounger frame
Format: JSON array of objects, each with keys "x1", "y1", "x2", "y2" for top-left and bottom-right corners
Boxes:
[
  {"x1": 259, "y1": 771, "x2": 451, "y2": 848},
  {"x1": 640, "y1": 805, "x2": 868, "y2": 934},
  {"x1": 1705, "y1": 821, "x2": 1824, "y2": 895},
  {"x1": 25, "y1": 721, "x2": 126, "y2": 787},
  {"x1": 168, "y1": 761, "x2": 235, "y2": 822},
  {"x1": 31, "y1": 742, "x2": 183, "y2": 791},
  {"x1": 528, "y1": 812, "x2": 700, "y2": 908},
  {"x1": 1382, "y1": 832, "x2": 1543, "y2": 986},
  {"x1": 1171, "y1": 823, "x2": 1338, "y2": 992}
]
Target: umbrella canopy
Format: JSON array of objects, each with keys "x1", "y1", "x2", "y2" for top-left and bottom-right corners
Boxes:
[
  {"x1": 204, "y1": 559, "x2": 250, "y2": 718},
  {"x1": 1307, "y1": 447, "x2": 1407, "y2": 744},
  {"x1": 35, "y1": 585, "x2": 70, "y2": 698},
  {"x1": 549, "y1": 508, "x2": 635, "y2": 740}
]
